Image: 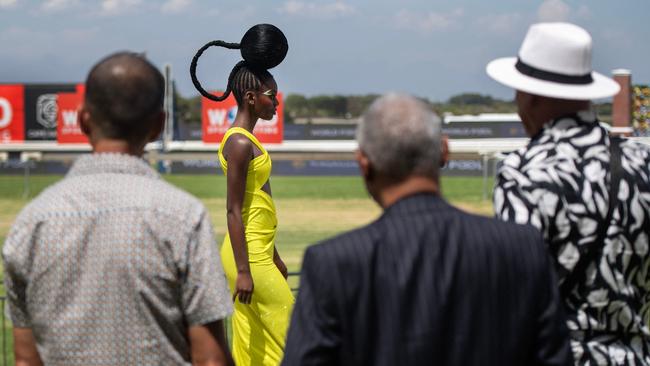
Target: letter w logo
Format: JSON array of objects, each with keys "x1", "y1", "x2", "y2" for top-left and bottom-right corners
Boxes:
[
  {"x1": 62, "y1": 110, "x2": 78, "y2": 127},
  {"x1": 207, "y1": 109, "x2": 227, "y2": 126}
]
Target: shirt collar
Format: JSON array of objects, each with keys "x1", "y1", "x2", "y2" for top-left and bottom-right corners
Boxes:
[
  {"x1": 384, "y1": 192, "x2": 448, "y2": 216},
  {"x1": 531, "y1": 109, "x2": 598, "y2": 141},
  {"x1": 67, "y1": 153, "x2": 160, "y2": 179},
  {"x1": 546, "y1": 109, "x2": 597, "y2": 130}
]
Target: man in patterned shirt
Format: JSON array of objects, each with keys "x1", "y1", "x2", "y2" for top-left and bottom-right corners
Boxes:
[
  {"x1": 487, "y1": 23, "x2": 650, "y2": 364},
  {"x1": 3, "y1": 52, "x2": 234, "y2": 365}
]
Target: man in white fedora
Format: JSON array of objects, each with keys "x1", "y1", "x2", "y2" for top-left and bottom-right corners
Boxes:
[{"x1": 487, "y1": 22, "x2": 650, "y2": 365}]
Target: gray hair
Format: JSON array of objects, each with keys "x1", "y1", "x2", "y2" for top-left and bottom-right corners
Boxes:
[{"x1": 356, "y1": 93, "x2": 442, "y2": 181}]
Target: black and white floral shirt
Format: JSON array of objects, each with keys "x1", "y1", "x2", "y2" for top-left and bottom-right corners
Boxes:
[{"x1": 494, "y1": 110, "x2": 650, "y2": 365}]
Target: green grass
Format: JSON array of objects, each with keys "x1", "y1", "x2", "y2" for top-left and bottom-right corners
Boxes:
[
  {"x1": 0, "y1": 174, "x2": 492, "y2": 201},
  {"x1": 162, "y1": 175, "x2": 372, "y2": 200},
  {"x1": 0, "y1": 176, "x2": 62, "y2": 200},
  {"x1": 0, "y1": 174, "x2": 494, "y2": 363},
  {"x1": 0, "y1": 174, "x2": 494, "y2": 292}
]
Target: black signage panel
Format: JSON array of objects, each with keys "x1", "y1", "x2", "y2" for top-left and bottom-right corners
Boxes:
[
  {"x1": 441, "y1": 122, "x2": 526, "y2": 138},
  {"x1": 284, "y1": 122, "x2": 526, "y2": 140},
  {"x1": 284, "y1": 124, "x2": 357, "y2": 140},
  {"x1": 24, "y1": 84, "x2": 77, "y2": 140}
]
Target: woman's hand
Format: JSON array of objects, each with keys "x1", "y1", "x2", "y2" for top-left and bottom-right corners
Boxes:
[{"x1": 233, "y1": 271, "x2": 254, "y2": 304}]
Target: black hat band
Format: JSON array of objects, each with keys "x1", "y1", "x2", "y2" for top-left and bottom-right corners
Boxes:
[{"x1": 515, "y1": 58, "x2": 593, "y2": 85}]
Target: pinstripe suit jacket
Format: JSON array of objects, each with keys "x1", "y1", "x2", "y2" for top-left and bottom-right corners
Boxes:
[{"x1": 282, "y1": 193, "x2": 572, "y2": 366}]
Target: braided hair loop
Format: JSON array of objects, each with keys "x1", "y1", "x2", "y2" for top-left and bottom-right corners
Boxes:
[{"x1": 190, "y1": 24, "x2": 288, "y2": 103}]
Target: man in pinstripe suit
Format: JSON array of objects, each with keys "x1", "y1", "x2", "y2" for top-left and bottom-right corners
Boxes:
[{"x1": 282, "y1": 93, "x2": 572, "y2": 366}]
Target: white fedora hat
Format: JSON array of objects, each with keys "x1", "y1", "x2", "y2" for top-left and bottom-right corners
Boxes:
[{"x1": 486, "y1": 22, "x2": 620, "y2": 100}]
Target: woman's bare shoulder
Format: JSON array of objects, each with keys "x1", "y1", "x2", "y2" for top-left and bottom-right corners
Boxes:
[{"x1": 223, "y1": 133, "x2": 253, "y2": 162}]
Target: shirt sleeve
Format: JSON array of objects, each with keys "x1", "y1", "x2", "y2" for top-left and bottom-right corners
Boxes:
[
  {"x1": 282, "y1": 246, "x2": 341, "y2": 366},
  {"x1": 181, "y1": 210, "x2": 233, "y2": 326},
  {"x1": 494, "y1": 160, "x2": 546, "y2": 233},
  {"x1": 494, "y1": 155, "x2": 574, "y2": 279},
  {"x1": 2, "y1": 221, "x2": 32, "y2": 328}
]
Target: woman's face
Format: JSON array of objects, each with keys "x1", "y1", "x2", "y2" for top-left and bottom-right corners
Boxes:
[{"x1": 254, "y1": 77, "x2": 279, "y2": 121}]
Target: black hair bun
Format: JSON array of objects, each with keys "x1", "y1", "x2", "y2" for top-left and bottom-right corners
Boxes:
[
  {"x1": 240, "y1": 24, "x2": 288, "y2": 70},
  {"x1": 190, "y1": 24, "x2": 288, "y2": 102}
]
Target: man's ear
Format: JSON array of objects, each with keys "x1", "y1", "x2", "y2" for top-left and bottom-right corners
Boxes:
[
  {"x1": 148, "y1": 111, "x2": 165, "y2": 142},
  {"x1": 78, "y1": 104, "x2": 92, "y2": 138},
  {"x1": 440, "y1": 135, "x2": 449, "y2": 167},
  {"x1": 516, "y1": 90, "x2": 543, "y2": 136},
  {"x1": 355, "y1": 149, "x2": 371, "y2": 180}
]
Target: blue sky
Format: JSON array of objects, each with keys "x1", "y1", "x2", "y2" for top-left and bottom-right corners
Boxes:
[{"x1": 0, "y1": 0, "x2": 647, "y2": 101}]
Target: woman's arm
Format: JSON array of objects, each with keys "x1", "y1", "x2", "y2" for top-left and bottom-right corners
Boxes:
[{"x1": 225, "y1": 135, "x2": 254, "y2": 304}]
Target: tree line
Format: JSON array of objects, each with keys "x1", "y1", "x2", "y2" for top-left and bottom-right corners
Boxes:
[{"x1": 176, "y1": 92, "x2": 613, "y2": 124}]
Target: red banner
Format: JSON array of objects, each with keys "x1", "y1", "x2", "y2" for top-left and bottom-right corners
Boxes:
[
  {"x1": 56, "y1": 87, "x2": 88, "y2": 144},
  {"x1": 0, "y1": 85, "x2": 25, "y2": 142},
  {"x1": 202, "y1": 92, "x2": 283, "y2": 144}
]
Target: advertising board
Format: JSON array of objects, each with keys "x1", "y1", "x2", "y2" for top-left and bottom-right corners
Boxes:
[
  {"x1": 0, "y1": 84, "x2": 25, "y2": 142},
  {"x1": 202, "y1": 92, "x2": 283, "y2": 144}
]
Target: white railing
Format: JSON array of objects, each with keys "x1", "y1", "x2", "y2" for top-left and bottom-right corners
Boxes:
[{"x1": 2, "y1": 137, "x2": 649, "y2": 157}]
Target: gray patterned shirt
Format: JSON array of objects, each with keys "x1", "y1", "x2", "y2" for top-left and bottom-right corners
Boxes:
[{"x1": 3, "y1": 153, "x2": 232, "y2": 365}]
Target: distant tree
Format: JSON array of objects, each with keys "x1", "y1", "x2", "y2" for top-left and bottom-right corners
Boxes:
[
  {"x1": 284, "y1": 94, "x2": 382, "y2": 119},
  {"x1": 309, "y1": 95, "x2": 347, "y2": 117},
  {"x1": 594, "y1": 102, "x2": 612, "y2": 123},
  {"x1": 179, "y1": 91, "x2": 608, "y2": 126},
  {"x1": 434, "y1": 92, "x2": 517, "y2": 115},
  {"x1": 285, "y1": 94, "x2": 310, "y2": 118},
  {"x1": 347, "y1": 94, "x2": 379, "y2": 117},
  {"x1": 175, "y1": 92, "x2": 202, "y2": 124},
  {"x1": 448, "y1": 93, "x2": 495, "y2": 106}
]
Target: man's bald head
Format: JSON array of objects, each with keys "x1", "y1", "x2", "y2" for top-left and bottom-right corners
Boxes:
[{"x1": 84, "y1": 51, "x2": 164, "y2": 143}]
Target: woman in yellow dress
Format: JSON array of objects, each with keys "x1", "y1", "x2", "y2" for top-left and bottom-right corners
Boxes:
[{"x1": 190, "y1": 24, "x2": 294, "y2": 365}]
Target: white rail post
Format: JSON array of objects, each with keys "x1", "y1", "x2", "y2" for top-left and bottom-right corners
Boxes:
[
  {"x1": 482, "y1": 153, "x2": 489, "y2": 201},
  {"x1": 20, "y1": 152, "x2": 42, "y2": 199}
]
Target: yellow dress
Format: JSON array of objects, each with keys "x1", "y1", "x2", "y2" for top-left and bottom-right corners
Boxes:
[{"x1": 218, "y1": 127, "x2": 294, "y2": 366}]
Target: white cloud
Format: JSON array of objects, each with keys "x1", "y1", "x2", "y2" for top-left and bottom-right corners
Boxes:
[
  {"x1": 61, "y1": 27, "x2": 99, "y2": 42},
  {"x1": 576, "y1": 5, "x2": 591, "y2": 19},
  {"x1": 537, "y1": 0, "x2": 570, "y2": 22},
  {"x1": 161, "y1": 0, "x2": 191, "y2": 14},
  {"x1": 0, "y1": 0, "x2": 17, "y2": 8},
  {"x1": 101, "y1": 0, "x2": 141, "y2": 15},
  {"x1": 0, "y1": 26, "x2": 97, "y2": 59},
  {"x1": 279, "y1": 1, "x2": 355, "y2": 19},
  {"x1": 478, "y1": 13, "x2": 522, "y2": 34},
  {"x1": 394, "y1": 8, "x2": 464, "y2": 33},
  {"x1": 0, "y1": 27, "x2": 51, "y2": 59},
  {"x1": 600, "y1": 28, "x2": 632, "y2": 46},
  {"x1": 41, "y1": 0, "x2": 78, "y2": 12},
  {"x1": 204, "y1": 8, "x2": 219, "y2": 16}
]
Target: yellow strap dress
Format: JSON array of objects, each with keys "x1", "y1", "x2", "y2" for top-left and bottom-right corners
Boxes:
[{"x1": 218, "y1": 127, "x2": 294, "y2": 366}]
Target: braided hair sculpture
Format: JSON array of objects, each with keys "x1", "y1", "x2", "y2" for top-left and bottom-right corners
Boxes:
[{"x1": 190, "y1": 24, "x2": 288, "y2": 105}]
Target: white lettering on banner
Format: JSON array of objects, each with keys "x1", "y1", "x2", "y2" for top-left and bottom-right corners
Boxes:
[
  {"x1": 0, "y1": 97, "x2": 13, "y2": 129},
  {"x1": 208, "y1": 109, "x2": 227, "y2": 126},
  {"x1": 255, "y1": 127, "x2": 278, "y2": 134},
  {"x1": 256, "y1": 115, "x2": 278, "y2": 126},
  {"x1": 62, "y1": 110, "x2": 77, "y2": 127}
]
